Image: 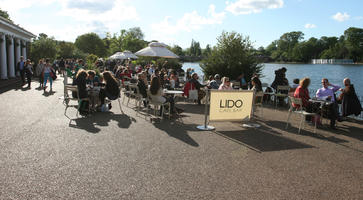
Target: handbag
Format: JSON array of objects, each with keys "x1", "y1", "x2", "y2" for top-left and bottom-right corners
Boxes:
[
  {"x1": 188, "y1": 83, "x2": 198, "y2": 100},
  {"x1": 50, "y1": 68, "x2": 57, "y2": 80}
]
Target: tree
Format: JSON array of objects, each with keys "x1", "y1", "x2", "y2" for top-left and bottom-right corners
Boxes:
[
  {"x1": 57, "y1": 41, "x2": 75, "y2": 58},
  {"x1": 276, "y1": 31, "x2": 304, "y2": 61},
  {"x1": 75, "y1": 33, "x2": 107, "y2": 57},
  {"x1": 201, "y1": 31, "x2": 261, "y2": 81},
  {"x1": 29, "y1": 33, "x2": 57, "y2": 64},
  {"x1": 202, "y1": 44, "x2": 212, "y2": 57},
  {"x1": 0, "y1": 8, "x2": 12, "y2": 22},
  {"x1": 170, "y1": 45, "x2": 185, "y2": 57},
  {"x1": 344, "y1": 27, "x2": 363, "y2": 62},
  {"x1": 187, "y1": 39, "x2": 202, "y2": 57}
]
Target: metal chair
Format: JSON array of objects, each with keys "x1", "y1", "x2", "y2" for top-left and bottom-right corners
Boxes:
[
  {"x1": 64, "y1": 85, "x2": 90, "y2": 117},
  {"x1": 274, "y1": 85, "x2": 290, "y2": 107},
  {"x1": 286, "y1": 96, "x2": 318, "y2": 134},
  {"x1": 147, "y1": 90, "x2": 171, "y2": 120},
  {"x1": 253, "y1": 92, "x2": 264, "y2": 117}
]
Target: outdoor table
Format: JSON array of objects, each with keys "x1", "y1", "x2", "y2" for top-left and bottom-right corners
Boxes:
[
  {"x1": 309, "y1": 98, "x2": 334, "y2": 119},
  {"x1": 163, "y1": 90, "x2": 184, "y2": 95}
]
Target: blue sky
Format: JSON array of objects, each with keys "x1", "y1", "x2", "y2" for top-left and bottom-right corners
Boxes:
[{"x1": 1, "y1": 0, "x2": 362, "y2": 49}]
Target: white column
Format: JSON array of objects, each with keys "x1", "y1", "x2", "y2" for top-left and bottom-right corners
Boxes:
[
  {"x1": 21, "y1": 40, "x2": 26, "y2": 59},
  {"x1": 0, "y1": 33, "x2": 8, "y2": 79},
  {"x1": 8, "y1": 36, "x2": 15, "y2": 78},
  {"x1": 15, "y1": 38, "x2": 21, "y2": 76}
]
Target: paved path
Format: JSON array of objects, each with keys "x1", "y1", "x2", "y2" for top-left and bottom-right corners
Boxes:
[{"x1": 0, "y1": 78, "x2": 362, "y2": 199}]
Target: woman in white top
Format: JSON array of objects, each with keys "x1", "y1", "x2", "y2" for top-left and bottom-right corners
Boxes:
[
  {"x1": 149, "y1": 76, "x2": 180, "y2": 115},
  {"x1": 42, "y1": 58, "x2": 54, "y2": 92},
  {"x1": 218, "y1": 77, "x2": 233, "y2": 90}
]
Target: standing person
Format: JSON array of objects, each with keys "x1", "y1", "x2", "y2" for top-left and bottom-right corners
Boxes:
[
  {"x1": 17, "y1": 56, "x2": 26, "y2": 85},
  {"x1": 43, "y1": 59, "x2": 54, "y2": 92},
  {"x1": 99, "y1": 71, "x2": 120, "y2": 110},
  {"x1": 316, "y1": 78, "x2": 341, "y2": 129},
  {"x1": 271, "y1": 67, "x2": 288, "y2": 90},
  {"x1": 218, "y1": 77, "x2": 233, "y2": 90},
  {"x1": 36, "y1": 59, "x2": 45, "y2": 88},
  {"x1": 58, "y1": 58, "x2": 65, "y2": 76},
  {"x1": 24, "y1": 59, "x2": 33, "y2": 89}
]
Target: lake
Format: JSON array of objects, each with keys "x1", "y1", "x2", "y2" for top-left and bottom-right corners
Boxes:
[{"x1": 182, "y1": 62, "x2": 363, "y2": 98}]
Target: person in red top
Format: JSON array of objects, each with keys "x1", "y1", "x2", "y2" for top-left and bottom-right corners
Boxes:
[
  {"x1": 293, "y1": 77, "x2": 311, "y2": 108},
  {"x1": 293, "y1": 77, "x2": 320, "y2": 122}
]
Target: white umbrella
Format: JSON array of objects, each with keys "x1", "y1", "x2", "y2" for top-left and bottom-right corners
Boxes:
[
  {"x1": 109, "y1": 52, "x2": 126, "y2": 60},
  {"x1": 109, "y1": 51, "x2": 138, "y2": 60},
  {"x1": 120, "y1": 50, "x2": 138, "y2": 59},
  {"x1": 135, "y1": 42, "x2": 179, "y2": 58}
]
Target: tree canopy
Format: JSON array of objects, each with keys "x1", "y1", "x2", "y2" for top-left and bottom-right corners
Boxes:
[
  {"x1": 75, "y1": 33, "x2": 107, "y2": 57},
  {"x1": 0, "y1": 8, "x2": 12, "y2": 22},
  {"x1": 201, "y1": 31, "x2": 261, "y2": 81}
]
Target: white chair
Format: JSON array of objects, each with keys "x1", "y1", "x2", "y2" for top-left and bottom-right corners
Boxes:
[
  {"x1": 128, "y1": 84, "x2": 146, "y2": 112},
  {"x1": 64, "y1": 85, "x2": 90, "y2": 117},
  {"x1": 147, "y1": 91, "x2": 171, "y2": 120},
  {"x1": 274, "y1": 85, "x2": 290, "y2": 107},
  {"x1": 286, "y1": 96, "x2": 318, "y2": 134}
]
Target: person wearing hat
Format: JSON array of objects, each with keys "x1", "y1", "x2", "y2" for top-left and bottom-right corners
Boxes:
[{"x1": 208, "y1": 74, "x2": 221, "y2": 89}]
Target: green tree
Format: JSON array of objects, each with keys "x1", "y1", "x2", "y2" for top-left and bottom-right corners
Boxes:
[
  {"x1": 57, "y1": 41, "x2": 75, "y2": 58},
  {"x1": 276, "y1": 31, "x2": 304, "y2": 61},
  {"x1": 201, "y1": 31, "x2": 261, "y2": 81},
  {"x1": 202, "y1": 44, "x2": 212, "y2": 57},
  {"x1": 187, "y1": 39, "x2": 202, "y2": 56},
  {"x1": 0, "y1": 8, "x2": 12, "y2": 22},
  {"x1": 75, "y1": 33, "x2": 106, "y2": 57},
  {"x1": 344, "y1": 27, "x2": 363, "y2": 62},
  {"x1": 170, "y1": 45, "x2": 185, "y2": 56},
  {"x1": 29, "y1": 33, "x2": 57, "y2": 64}
]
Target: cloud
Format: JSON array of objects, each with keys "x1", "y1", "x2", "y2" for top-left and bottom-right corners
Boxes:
[
  {"x1": 304, "y1": 23, "x2": 316, "y2": 29},
  {"x1": 332, "y1": 12, "x2": 350, "y2": 22},
  {"x1": 66, "y1": 0, "x2": 114, "y2": 13},
  {"x1": 225, "y1": 0, "x2": 284, "y2": 15},
  {"x1": 150, "y1": 4, "x2": 225, "y2": 42}
]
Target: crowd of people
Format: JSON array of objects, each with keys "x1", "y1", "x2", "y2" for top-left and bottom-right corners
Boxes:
[{"x1": 16, "y1": 55, "x2": 362, "y2": 123}]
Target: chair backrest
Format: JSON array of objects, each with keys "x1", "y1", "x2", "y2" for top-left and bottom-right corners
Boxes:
[
  {"x1": 232, "y1": 81, "x2": 240, "y2": 89},
  {"x1": 288, "y1": 96, "x2": 303, "y2": 111},
  {"x1": 277, "y1": 85, "x2": 290, "y2": 93},
  {"x1": 128, "y1": 84, "x2": 142, "y2": 98}
]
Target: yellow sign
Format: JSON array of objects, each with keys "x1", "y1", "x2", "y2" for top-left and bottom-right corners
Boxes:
[{"x1": 209, "y1": 90, "x2": 254, "y2": 121}]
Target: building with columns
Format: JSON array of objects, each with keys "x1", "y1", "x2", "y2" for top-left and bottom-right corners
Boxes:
[{"x1": 0, "y1": 16, "x2": 35, "y2": 80}]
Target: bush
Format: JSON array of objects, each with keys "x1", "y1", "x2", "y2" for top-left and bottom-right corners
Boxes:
[{"x1": 201, "y1": 31, "x2": 262, "y2": 81}]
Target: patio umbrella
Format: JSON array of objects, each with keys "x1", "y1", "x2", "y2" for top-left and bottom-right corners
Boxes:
[
  {"x1": 135, "y1": 42, "x2": 179, "y2": 58},
  {"x1": 109, "y1": 51, "x2": 138, "y2": 60}
]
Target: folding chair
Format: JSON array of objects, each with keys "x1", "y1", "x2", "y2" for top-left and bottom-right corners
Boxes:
[
  {"x1": 147, "y1": 91, "x2": 171, "y2": 120},
  {"x1": 253, "y1": 92, "x2": 264, "y2": 117},
  {"x1": 274, "y1": 85, "x2": 290, "y2": 107},
  {"x1": 286, "y1": 96, "x2": 318, "y2": 134}
]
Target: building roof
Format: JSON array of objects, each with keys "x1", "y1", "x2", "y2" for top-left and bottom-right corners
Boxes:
[{"x1": 0, "y1": 16, "x2": 36, "y2": 40}]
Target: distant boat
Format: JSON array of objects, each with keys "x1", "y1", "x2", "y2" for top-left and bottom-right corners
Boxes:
[{"x1": 311, "y1": 59, "x2": 354, "y2": 64}]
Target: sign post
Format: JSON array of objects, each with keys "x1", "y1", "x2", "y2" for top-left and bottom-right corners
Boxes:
[{"x1": 197, "y1": 89, "x2": 215, "y2": 131}]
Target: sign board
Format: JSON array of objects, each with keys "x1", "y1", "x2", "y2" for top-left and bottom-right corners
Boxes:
[{"x1": 209, "y1": 90, "x2": 254, "y2": 121}]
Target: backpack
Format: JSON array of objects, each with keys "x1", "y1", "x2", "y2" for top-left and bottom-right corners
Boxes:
[{"x1": 78, "y1": 100, "x2": 89, "y2": 116}]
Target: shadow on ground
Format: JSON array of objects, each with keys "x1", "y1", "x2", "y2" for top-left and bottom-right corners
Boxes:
[
  {"x1": 152, "y1": 120, "x2": 200, "y2": 147},
  {"x1": 215, "y1": 126, "x2": 314, "y2": 152},
  {"x1": 69, "y1": 112, "x2": 136, "y2": 133}
]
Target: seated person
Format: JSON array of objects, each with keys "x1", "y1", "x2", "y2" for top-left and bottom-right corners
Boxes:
[
  {"x1": 237, "y1": 73, "x2": 248, "y2": 89},
  {"x1": 251, "y1": 76, "x2": 262, "y2": 92},
  {"x1": 219, "y1": 77, "x2": 233, "y2": 90},
  {"x1": 99, "y1": 71, "x2": 120, "y2": 110},
  {"x1": 289, "y1": 78, "x2": 299, "y2": 93},
  {"x1": 137, "y1": 73, "x2": 148, "y2": 107},
  {"x1": 210, "y1": 74, "x2": 221, "y2": 90},
  {"x1": 149, "y1": 76, "x2": 182, "y2": 115},
  {"x1": 316, "y1": 78, "x2": 341, "y2": 128},
  {"x1": 294, "y1": 77, "x2": 320, "y2": 122},
  {"x1": 86, "y1": 70, "x2": 100, "y2": 86},
  {"x1": 75, "y1": 69, "x2": 88, "y2": 99},
  {"x1": 337, "y1": 78, "x2": 363, "y2": 117}
]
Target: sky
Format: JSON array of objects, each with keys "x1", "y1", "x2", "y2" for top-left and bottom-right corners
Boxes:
[{"x1": 1, "y1": 0, "x2": 362, "y2": 49}]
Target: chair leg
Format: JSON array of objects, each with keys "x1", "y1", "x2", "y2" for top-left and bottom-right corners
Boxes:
[
  {"x1": 118, "y1": 98, "x2": 123, "y2": 114},
  {"x1": 286, "y1": 111, "x2": 292, "y2": 129},
  {"x1": 298, "y1": 115, "x2": 304, "y2": 134}
]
